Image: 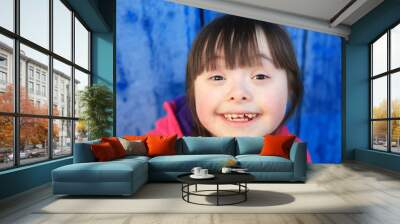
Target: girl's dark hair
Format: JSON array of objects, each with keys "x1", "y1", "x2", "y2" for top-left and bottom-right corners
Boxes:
[{"x1": 186, "y1": 15, "x2": 303, "y2": 136}]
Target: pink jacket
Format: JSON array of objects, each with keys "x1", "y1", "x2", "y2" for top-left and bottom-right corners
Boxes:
[{"x1": 147, "y1": 98, "x2": 312, "y2": 162}]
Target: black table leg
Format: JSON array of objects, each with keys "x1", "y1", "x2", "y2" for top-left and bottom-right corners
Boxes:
[
  {"x1": 195, "y1": 184, "x2": 197, "y2": 192},
  {"x1": 217, "y1": 184, "x2": 219, "y2": 206}
]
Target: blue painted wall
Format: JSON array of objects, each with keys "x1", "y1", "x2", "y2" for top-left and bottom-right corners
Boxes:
[
  {"x1": 116, "y1": 0, "x2": 342, "y2": 163},
  {"x1": 346, "y1": 0, "x2": 400, "y2": 171},
  {"x1": 0, "y1": 1, "x2": 115, "y2": 200}
]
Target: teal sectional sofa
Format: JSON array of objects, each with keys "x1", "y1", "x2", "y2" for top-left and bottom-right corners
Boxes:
[{"x1": 52, "y1": 137, "x2": 307, "y2": 196}]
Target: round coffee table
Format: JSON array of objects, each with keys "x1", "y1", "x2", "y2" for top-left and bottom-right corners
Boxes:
[{"x1": 177, "y1": 173, "x2": 255, "y2": 206}]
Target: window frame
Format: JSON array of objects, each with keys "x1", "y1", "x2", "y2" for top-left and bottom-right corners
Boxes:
[
  {"x1": 370, "y1": 20, "x2": 400, "y2": 154},
  {"x1": 0, "y1": 0, "x2": 92, "y2": 171}
]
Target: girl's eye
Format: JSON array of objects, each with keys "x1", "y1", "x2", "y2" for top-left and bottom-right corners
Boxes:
[
  {"x1": 252, "y1": 74, "x2": 270, "y2": 80},
  {"x1": 209, "y1": 75, "x2": 225, "y2": 81}
]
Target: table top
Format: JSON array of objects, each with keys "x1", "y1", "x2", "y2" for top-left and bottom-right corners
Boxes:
[{"x1": 177, "y1": 172, "x2": 255, "y2": 185}]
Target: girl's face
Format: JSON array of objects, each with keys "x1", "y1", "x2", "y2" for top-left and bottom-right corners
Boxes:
[{"x1": 194, "y1": 34, "x2": 289, "y2": 137}]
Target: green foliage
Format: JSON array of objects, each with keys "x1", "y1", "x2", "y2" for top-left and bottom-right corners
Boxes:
[{"x1": 79, "y1": 84, "x2": 113, "y2": 140}]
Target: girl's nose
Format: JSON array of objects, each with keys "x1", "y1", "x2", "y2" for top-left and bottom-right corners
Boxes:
[
  {"x1": 227, "y1": 83, "x2": 252, "y2": 102},
  {"x1": 229, "y1": 96, "x2": 248, "y2": 101}
]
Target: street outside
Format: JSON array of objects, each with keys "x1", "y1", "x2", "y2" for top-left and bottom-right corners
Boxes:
[{"x1": 0, "y1": 146, "x2": 71, "y2": 170}]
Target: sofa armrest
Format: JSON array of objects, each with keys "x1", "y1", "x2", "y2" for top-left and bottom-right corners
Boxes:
[
  {"x1": 73, "y1": 140, "x2": 99, "y2": 163},
  {"x1": 289, "y1": 142, "x2": 307, "y2": 181}
]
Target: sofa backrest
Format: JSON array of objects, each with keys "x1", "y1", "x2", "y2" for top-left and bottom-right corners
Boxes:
[
  {"x1": 73, "y1": 139, "x2": 100, "y2": 163},
  {"x1": 235, "y1": 137, "x2": 264, "y2": 155},
  {"x1": 178, "y1": 137, "x2": 236, "y2": 155}
]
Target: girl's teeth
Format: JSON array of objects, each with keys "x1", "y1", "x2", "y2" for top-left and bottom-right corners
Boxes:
[{"x1": 223, "y1": 113, "x2": 257, "y2": 121}]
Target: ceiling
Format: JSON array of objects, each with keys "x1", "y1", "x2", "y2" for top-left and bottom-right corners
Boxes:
[{"x1": 169, "y1": 0, "x2": 384, "y2": 38}]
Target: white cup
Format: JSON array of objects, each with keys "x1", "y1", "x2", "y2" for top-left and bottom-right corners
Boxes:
[
  {"x1": 221, "y1": 167, "x2": 232, "y2": 174},
  {"x1": 191, "y1": 167, "x2": 202, "y2": 176},
  {"x1": 200, "y1": 169, "x2": 208, "y2": 176}
]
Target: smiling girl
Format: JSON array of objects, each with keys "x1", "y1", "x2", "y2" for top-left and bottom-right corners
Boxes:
[{"x1": 148, "y1": 15, "x2": 303, "y2": 138}]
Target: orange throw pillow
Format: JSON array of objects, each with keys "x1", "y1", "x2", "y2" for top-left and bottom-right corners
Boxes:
[
  {"x1": 146, "y1": 135, "x2": 177, "y2": 157},
  {"x1": 101, "y1": 137, "x2": 127, "y2": 158},
  {"x1": 91, "y1": 142, "x2": 117, "y2": 161},
  {"x1": 260, "y1": 135, "x2": 296, "y2": 159},
  {"x1": 124, "y1": 135, "x2": 147, "y2": 142}
]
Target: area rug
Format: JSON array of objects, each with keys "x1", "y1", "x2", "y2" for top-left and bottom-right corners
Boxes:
[{"x1": 37, "y1": 183, "x2": 362, "y2": 214}]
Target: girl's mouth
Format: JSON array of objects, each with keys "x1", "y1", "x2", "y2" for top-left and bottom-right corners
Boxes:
[{"x1": 222, "y1": 113, "x2": 259, "y2": 122}]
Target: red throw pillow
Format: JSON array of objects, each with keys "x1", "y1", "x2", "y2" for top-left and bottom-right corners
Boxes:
[
  {"x1": 260, "y1": 135, "x2": 296, "y2": 159},
  {"x1": 91, "y1": 142, "x2": 117, "y2": 161},
  {"x1": 146, "y1": 135, "x2": 177, "y2": 157},
  {"x1": 101, "y1": 137, "x2": 127, "y2": 158}
]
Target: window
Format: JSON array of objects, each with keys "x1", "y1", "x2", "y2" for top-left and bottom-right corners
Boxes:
[
  {"x1": 41, "y1": 73, "x2": 46, "y2": 82},
  {"x1": 370, "y1": 23, "x2": 400, "y2": 154},
  {"x1": 35, "y1": 70, "x2": 40, "y2": 81},
  {"x1": 36, "y1": 83, "x2": 40, "y2": 95},
  {"x1": 0, "y1": 71, "x2": 6, "y2": 85},
  {"x1": 28, "y1": 67, "x2": 34, "y2": 80},
  {"x1": 28, "y1": 81, "x2": 34, "y2": 93},
  {"x1": 0, "y1": 0, "x2": 91, "y2": 170},
  {"x1": 42, "y1": 85, "x2": 46, "y2": 97},
  {"x1": 0, "y1": 55, "x2": 7, "y2": 67}
]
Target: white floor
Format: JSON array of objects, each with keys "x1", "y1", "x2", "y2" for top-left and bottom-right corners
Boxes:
[{"x1": 1, "y1": 162, "x2": 400, "y2": 224}]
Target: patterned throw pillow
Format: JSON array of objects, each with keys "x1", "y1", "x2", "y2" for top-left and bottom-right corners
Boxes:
[{"x1": 118, "y1": 138, "x2": 147, "y2": 156}]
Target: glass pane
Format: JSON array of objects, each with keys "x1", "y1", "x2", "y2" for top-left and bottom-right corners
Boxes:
[
  {"x1": 372, "y1": 33, "x2": 387, "y2": 76},
  {"x1": 74, "y1": 69, "x2": 89, "y2": 118},
  {"x1": 391, "y1": 24, "x2": 400, "y2": 70},
  {"x1": 20, "y1": 44, "x2": 49, "y2": 115},
  {"x1": 391, "y1": 72, "x2": 400, "y2": 118},
  {"x1": 20, "y1": 0, "x2": 49, "y2": 49},
  {"x1": 372, "y1": 121, "x2": 387, "y2": 151},
  {"x1": 53, "y1": 59, "x2": 72, "y2": 117},
  {"x1": 53, "y1": 119, "x2": 72, "y2": 157},
  {"x1": 0, "y1": 116, "x2": 14, "y2": 170},
  {"x1": 53, "y1": 0, "x2": 72, "y2": 60},
  {"x1": 74, "y1": 17, "x2": 89, "y2": 70},
  {"x1": 0, "y1": 34, "x2": 14, "y2": 112},
  {"x1": 391, "y1": 120, "x2": 400, "y2": 153},
  {"x1": 20, "y1": 117, "x2": 49, "y2": 165},
  {"x1": 75, "y1": 120, "x2": 88, "y2": 143},
  {"x1": 372, "y1": 77, "x2": 387, "y2": 119},
  {"x1": 0, "y1": 0, "x2": 14, "y2": 31}
]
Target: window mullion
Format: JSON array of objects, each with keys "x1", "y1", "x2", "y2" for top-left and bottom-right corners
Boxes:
[
  {"x1": 14, "y1": 0, "x2": 20, "y2": 167},
  {"x1": 71, "y1": 10, "x2": 76, "y2": 155},
  {"x1": 49, "y1": 0, "x2": 53, "y2": 160}
]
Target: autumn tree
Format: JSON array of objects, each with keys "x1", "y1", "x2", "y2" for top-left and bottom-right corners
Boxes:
[
  {"x1": 372, "y1": 99, "x2": 400, "y2": 144},
  {"x1": 0, "y1": 84, "x2": 59, "y2": 152}
]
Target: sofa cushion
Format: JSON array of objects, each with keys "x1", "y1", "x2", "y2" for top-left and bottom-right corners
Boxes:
[
  {"x1": 119, "y1": 138, "x2": 147, "y2": 156},
  {"x1": 148, "y1": 154, "x2": 235, "y2": 172},
  {"x1": 91, "y1": 142, "x2": 118, "y2": 161},
  {"x1": 101, "y1": 137, "x2": 127, "y2": 158},
  {"x1": 147, "y1": 135, "x2": 177, "y2": 157},
  {"x1": 180, "y1": 137, "x2": 235, "y2": 155},
  {"x1": 236, "y1": 155, "x2": 293, "y2": 172},
  {"x1": 235, "y1": 137, "x2": 264, "y2": 155},
  {"x1": 260, "y1": 135, "x2": 296, "y2": 159},
  {"x1": 52, "y1": 158, "x2": 147, "y2": 183}
]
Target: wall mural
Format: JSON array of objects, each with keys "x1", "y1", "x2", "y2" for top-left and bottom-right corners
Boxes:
[{"x1": 116, "y1": 0, "x2": 342, "y2": 163}]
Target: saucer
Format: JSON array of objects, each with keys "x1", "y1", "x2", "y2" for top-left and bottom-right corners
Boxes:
[{"x1": 190, "y1": 174, "x2": 215, "y2": 179}]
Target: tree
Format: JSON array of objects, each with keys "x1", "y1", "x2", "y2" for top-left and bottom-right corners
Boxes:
[
  {"x1": 372, "y1": 99, "x2": 400, "y2": 143},
  {"x1": 0, "y1": 84, "x2": 59, "y2": 151},
  {"x1": 79, "y1": 84, "x2": 113, "y2": 140}
]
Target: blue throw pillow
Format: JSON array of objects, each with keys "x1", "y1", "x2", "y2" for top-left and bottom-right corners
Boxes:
[
  {"x1": 181, "y1": 137, "x2": 235, "y2": 155},
  {"x1": 236, "y1": 137, "x2": 264, "y2": 155}
]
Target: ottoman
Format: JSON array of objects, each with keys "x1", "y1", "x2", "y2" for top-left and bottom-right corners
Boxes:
[{"x1": 52, "y1": 157, "x2": 148, "y2": 196}]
